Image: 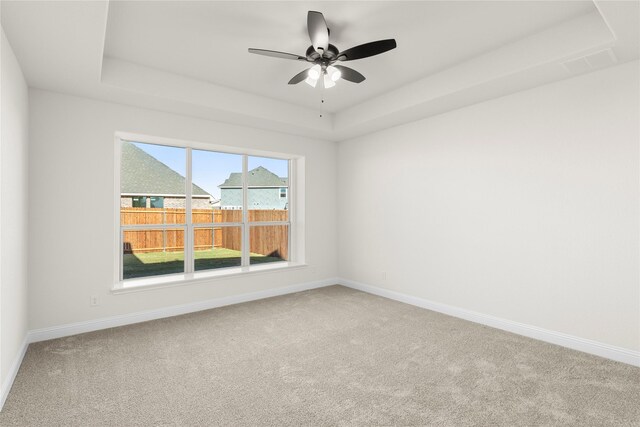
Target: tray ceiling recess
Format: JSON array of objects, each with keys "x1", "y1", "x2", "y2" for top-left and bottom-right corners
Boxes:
[{"x1": 1, "y1": 1, "x2": 638, "y2": 140}]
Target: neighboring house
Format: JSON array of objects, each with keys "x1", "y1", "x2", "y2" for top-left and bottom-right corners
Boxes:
[
  {"x1": 219, "y1": 166, "x2": 288, "y2": 210},
  {"x1": 121, "y1": 141, "x2": 215, "y2": 209}
]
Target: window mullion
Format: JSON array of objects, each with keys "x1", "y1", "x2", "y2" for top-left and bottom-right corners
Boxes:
[
  {"x1": 241, "y1": 154, "x2": 249, "y2": 267},
  {"x1": 185, "y1": 147, "x2": 193, "y2": 273},
  {"x1": 120, "y1": 228, "x2": 124, "y2": 282}
]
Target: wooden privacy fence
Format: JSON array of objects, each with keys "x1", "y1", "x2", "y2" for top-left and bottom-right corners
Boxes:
[{"x1": 121, "y1": 208, "x2": 288, "y2": 259}]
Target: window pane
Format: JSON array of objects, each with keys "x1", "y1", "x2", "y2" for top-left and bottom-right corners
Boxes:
[
  {"x1": 132, "y1": 196, "x2": 147, "y2": 208},
  {"x1": 249, "y1": 225, "x2": 288, "y2": 265},
  {"x1": 192, "y1": 149, "x2": 242, "y2": 223},
  {"x1": 194, "y1": 226, "x2": 242, "y2": 271},
  {"x1": 120, "y1": 141, "x2": 186, "y2": 225},
  {"x1": 122, "y1": 228, "x2": 185, "y2": 279},
  {"x1": 247, "y1": 156, "x2": 289, "y2": 222},
  {"x1": 150, "y1": 196, "x2": 164, "y2": 208}
]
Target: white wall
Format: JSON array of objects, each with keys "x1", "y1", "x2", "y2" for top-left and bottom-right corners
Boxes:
[
  {"x1": 28, "y1": 90, "x2": 337, "y2": 330},
  {"x1": 15, "y1": 37, "x2": 640, "y2": 362},
  {"x1": 0, "y1": 28, "x2": 29, "y2": 389},
  {"x1": 338, "y1": 61, "x2": 640, "y2": 352}
]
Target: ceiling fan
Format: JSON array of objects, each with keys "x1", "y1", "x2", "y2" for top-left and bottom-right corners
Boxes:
[{"x1": 248, "y1": 11, "x2": 397, "y2": 89}]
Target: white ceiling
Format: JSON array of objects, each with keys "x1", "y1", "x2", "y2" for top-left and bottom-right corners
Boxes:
[
  {"x1": 2, "y1": 1, "x2": 638, "y2": 141},
  {"x1": 104, "y1": 1, "x2": 595, "y2": 112}
]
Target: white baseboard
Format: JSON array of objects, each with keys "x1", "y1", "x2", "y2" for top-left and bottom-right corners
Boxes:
[
  {"x1": 27, "y1": 277, "x2": 339, "y2": 343},
  {"x1": 0, "y1": 336, "x2": 29, "y2": 411},
  {"x1": 339, "y1": 278, "x2": 640, "y2": 367},
  {"x1": 3, "y1": 275, "x2": 635, "y2": 413}
]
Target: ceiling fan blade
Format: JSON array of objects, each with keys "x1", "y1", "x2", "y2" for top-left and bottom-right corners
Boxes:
[
  {"x1": 333, "y1": 65, "x2": 365, "y2": 83},
  {"x1": 337, "y1": 39, "x2": 397, "y2": 61},
  {"x1": 307, "y1": 11, "x2": 329, "y2": 54},
  {"x1": 248, "y1": 48, "x2": 307, "y2": 61},
  {"x1": 288, "y1": 68, "x2": 311, "y2": 85}
]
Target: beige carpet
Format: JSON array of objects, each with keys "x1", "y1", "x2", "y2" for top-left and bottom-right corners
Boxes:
[{"x1": 1, "y1": 285, "x2": 638, "y2": 426}]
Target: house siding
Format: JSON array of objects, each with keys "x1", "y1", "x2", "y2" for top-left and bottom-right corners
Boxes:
[
  {"x1": 121, "y1": 196, "x2": 133, "y2": 208},
  {"x1": 221, "y1": 188, "x2": 287, "y2": 209}
]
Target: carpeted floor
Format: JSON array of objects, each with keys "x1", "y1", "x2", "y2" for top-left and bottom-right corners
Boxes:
[{"x1": 1, "y1": 285, "x2": 638, "y2": 426}]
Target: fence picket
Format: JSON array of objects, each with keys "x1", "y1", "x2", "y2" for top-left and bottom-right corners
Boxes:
[{"x1": 121, "y1": 208, "x2": 288, "y2": 259}]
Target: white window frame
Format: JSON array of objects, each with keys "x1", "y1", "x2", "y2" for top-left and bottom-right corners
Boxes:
[{"x1": 113, "y1": 132, "x2": 305, "y2": 292}]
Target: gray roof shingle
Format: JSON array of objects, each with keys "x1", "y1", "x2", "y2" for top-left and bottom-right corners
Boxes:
[
  {"x1": 121, "y1": 142, "x2": 209, "y2": 196},
  {"x1": 219, "y1": 166, "x2": 288, "y2": 188}
]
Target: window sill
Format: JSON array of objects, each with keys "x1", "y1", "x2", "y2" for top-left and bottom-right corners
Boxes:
[{"x1": 112, "y1": 262, "x2": 308, "y2": 294}]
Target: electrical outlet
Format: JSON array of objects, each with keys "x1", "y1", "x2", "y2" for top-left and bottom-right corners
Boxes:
[
  {"x1": 90, "y1": 296, "x2": 99, "y2": 307},
  {"x1": 381, "y1": 271, "x2": 387, "y2": 281}
]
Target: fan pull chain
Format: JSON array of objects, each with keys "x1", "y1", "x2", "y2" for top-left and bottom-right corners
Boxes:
[{"x1": 319, "y1": 85, "x2": 326, "y2": 118}]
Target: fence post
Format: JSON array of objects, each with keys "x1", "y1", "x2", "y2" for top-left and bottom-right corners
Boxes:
[{"x1": 163, "y1": 209, "x2": 167, "y2": 252}]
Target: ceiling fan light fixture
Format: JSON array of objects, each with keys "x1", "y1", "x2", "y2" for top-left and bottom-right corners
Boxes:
[
  {"x1": 304, "y1": 76, "x2": 318, "y2": 87},
  {"x1": 307, "y1": 64, "x2": 321, "y2": 80},
  {"x1": 323, "y1": 73, "x2": 336, "y2": 89},
  {"x1": 327, "y1": 65, "x2": 341, "y2": 82}
]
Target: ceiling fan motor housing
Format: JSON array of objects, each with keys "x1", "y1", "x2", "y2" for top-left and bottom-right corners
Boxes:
[{"x1": 306, "y1": 44, "x2": 340, "y2": 63}]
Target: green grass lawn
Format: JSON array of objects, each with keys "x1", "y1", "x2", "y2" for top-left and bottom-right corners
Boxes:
[{"x1": 123, "y1": 248, "x2": 284, "y2": 279}]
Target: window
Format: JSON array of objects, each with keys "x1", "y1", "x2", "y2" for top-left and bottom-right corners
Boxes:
[
  {"x1": 150, "y1": 196, "x2": 164, "y2": 208},
  {"x1": 131, "y1": 196, "x2": 164, "y2": 208},
  {"x1": 132, "y1": 196, "x2": 147, "y2": 208},
  {"x1": 118, "y1": 138, "x2": 297, "y2": 284}
]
